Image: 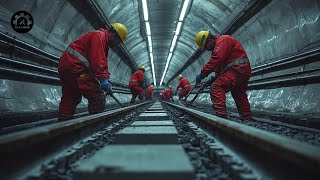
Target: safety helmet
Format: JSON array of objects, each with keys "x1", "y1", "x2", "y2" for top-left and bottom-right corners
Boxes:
[
  {"x1": 150, "y1": 85, "x2": 153, "y2": 88},
  {"x1": 111, "y1": 23, "x2": 128, "y2": 43},
  {"x1": 195, "y1": 30, "x2": 209, "y2": 48},
  {"x1": 138, "y1": 65, "x2": 145, "y2": 71},
  {"x1": 168, "y1": 85, "x2": 172, "y2": 88},
  {"x1": 178, "y1": 74, "x2": 183, "y2": 80}
]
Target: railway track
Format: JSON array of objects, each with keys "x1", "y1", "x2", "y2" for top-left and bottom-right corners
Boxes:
[
  {"x1": 176, "y1": 101, "x2": 320, "y2": 146},
  {"x1": 163, "y1": 101, "x2": 320, "y2": 179},
  {"x1": 0, "y1": 100, "x2": 319, "y2": 179}
]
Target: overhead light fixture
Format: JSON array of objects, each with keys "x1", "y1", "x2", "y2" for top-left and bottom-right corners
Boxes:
[
  {"x1": 142, "y1": 0, "x2": 156, "y2": 85},
  {"x1": 170, "y1": 45, "x2": 174, "y2": 52},
  {"x1": 160, "y1": 0, "x2": 190, "y2": 85},
  {"x1": 171, "y1": 35, "x2": 178, "y2": 47},
  {"x1": 179, "y1": 0, "x2": 189, "y2": 21},
  {"x1": 146, "y1": 22, "x2": 151, "y2": 36},
  {"x1": 175, "y1": 22, "x2": 182, "y2": 36},
  {"x1": 147, "y1": 36, "x2": 152, "y2": 46},
  {"x1": 160, "y1": 53, "x2": 173, "y2": 85},
  {"x1": 150, "y1": 53, "x2": 156, "y2": 85},
  {"x1": 142, "y1": 0, "x2": 148, "y2": 21}
]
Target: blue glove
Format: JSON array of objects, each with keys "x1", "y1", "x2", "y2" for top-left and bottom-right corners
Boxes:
[
  {"x1": 99, "y1": 79, "x2": 111, "y2": 92},
  {"x1": 196, "y1": 73, "x2": 204, "y2": 83}
]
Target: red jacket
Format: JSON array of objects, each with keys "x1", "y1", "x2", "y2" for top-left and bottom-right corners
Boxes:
[
  {"x1": 164, "y1": 88, "x2": 173, "y2": 99},
  {"x1": 201, "y1": 35, "x2": 251, "y2": 77},
  {"x1": 129, "y1": 70, "x2": 144, "y2": 87},
  {"x1": 177, "y1": 78, "x2": 191, "y2": 89},
  {"x1": 146, "y1": 86, "x2": 153, "y2": 96},
  {"x1": 59, "y1": 28, "x2": 110, "y2": 79}
]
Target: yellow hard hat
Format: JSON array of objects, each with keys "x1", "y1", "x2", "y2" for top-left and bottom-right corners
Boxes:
[
  {"x1": 195, "y1": 30, "x2": 209, "y2": 48},
  {"x1": 178, "y1": 74, "x2": 183, "y2": 80},
  {"x1": 138, "y1": 65, "x2": 145, "y2": 70},
  {"x1": 111, "y1": 23, "x2": 128, "y2": 43}
]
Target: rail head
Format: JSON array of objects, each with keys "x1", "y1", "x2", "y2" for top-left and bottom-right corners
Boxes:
[
  {"x1": 162, "y1": 101, "x2": 320, "y2": 172},
  {"x1": 0, "y1": 102, "x2": 149, "y2": 154}
]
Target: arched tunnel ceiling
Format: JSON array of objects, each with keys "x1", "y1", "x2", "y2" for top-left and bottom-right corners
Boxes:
[{"x1": 97, "y1": 0, "x2": 250, "y2": 85}]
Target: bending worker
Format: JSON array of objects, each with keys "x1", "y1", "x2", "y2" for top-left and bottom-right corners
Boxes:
[
  {"x1": 145, "y1": 84, "x2": 154, "y2": 100},
  {"x1": 164, "y1": 85, "x2": 173, "y2": 101},
  {"x1": 176, "y1": 74, "x2": 191, "y2": 100},
  {"x1": 58, "y1": 23, "x2": 128, "y2": 121},
  {"x1": 195, "y1": 31, "x2": 252, "y2": 120},
  {"x1": 129, "y1": 66, "x2": 145, "y2": 104}
]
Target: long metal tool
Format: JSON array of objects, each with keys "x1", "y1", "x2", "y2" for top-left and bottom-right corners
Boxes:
[
  {"x1": 184, "y1": 82, "x2": 199, "y2": 101},
  {"x1": 106, "y1": 88, "x2": 125, "y2": 107},
  {"x1": 186, "y1": 76, "x2": 217, "y2": 105}
]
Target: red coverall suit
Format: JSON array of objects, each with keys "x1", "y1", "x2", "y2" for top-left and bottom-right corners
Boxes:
[
  {"x1": 129, "y1": 70, "x2": 144, "y2": 103},
  {"x1": 146, "y1": 86, "x2": 154, "y2": 100},
  {"x1": 163, "y1": 88, "x2": 173, "y2": 101},
  {"x1": 177, "y1": 78, "x2": 192, "y2": 100},
  {"x1": 58, "y1": 29, "x2": 110, "y2": 120},
  {"x1": 201, "y1": 35, "x2": 252, "y2": 120}
]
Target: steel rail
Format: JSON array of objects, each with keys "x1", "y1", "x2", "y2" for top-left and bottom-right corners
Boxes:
[
  {"x1": 162, "y1": 101, "x2": 320, "y2": 173},
  {"x1": 0, "y1": 101, "x2": 150, "y2": 178}
]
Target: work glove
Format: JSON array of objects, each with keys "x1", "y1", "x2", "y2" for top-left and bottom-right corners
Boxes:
[
  {"x1": 99, "y1": 79, "x2": 111, "y2": 93},
  {"x1": 196, "y1": 73, "x2": 205, "y2": 83}
]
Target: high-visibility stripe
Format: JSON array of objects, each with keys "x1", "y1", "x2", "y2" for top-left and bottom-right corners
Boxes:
[
  {"x1": 65, "y1": 47, "x2": 90, "y2": 67},
  {"x1": 130, "y1": 79, "x2": 139, "y2": 82},
  {"x1": 221, "y1": 58, "x2": 250, "y2": 74}
]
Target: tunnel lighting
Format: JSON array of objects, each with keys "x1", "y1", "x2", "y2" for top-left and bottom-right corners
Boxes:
[
  {"x1": 146, "y1": 22, "x2": 151, "y2": 36},
  {"x1": 150, "y1": 53, "x2": 156, "y2": 85},
  {"x1": 171, "y1": 35, "x2": 178, "y2": 48},
  {"x1": 147, "y1": 36, "x2": 152, "y2": 47},
  {"x1": 142, "y1": 0, "x2": 148, "y2": 21},
  {"x1": 159, "y1": 0, "x2": 192, "y2": 85},
  {"x1": 170, "y1": 45, "x2": 174, "y2": 52},
  {"x1": 175, "y1": 22, "x2": 182, "y2": 35},
  {"x1": 179, "y1": 0, "x2": 189, "y2": 21},
  {"x1": 142, "y1": 0, "x2": 156, "y2": 85},
  {"x1": 160, "y1": 53, "x2": 173, "y2": 85}
]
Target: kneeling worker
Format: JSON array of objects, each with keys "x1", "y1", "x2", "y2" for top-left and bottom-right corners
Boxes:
[{"x1": 176, "y1": 74, "x2": 191, "y2": 100}]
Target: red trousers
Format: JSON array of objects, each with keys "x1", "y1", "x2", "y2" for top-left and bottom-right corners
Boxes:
[
  {"x1": 179, "y1": 86, "x2": 192, "y2": 99},
  {"x1": 145, "y1": 92, "x2": 153, "y2": 100},
  {"x1": 210, "y1": 69, "x2": 252, "y2": 120},
  {"x1": 58, "y1": 71, "x2": 106, "y2": 120},
  {"x1": 129, "y1": 85, "x2": 143, "y2": 103}
]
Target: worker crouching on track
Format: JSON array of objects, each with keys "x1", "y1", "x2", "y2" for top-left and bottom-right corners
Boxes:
[
  {"x1": 163, "y1": 85, "x2": 173, "y2": 101},
  {"x1": 195, "y1": 31, "x2": 252, "y2": 120},
  {"x1": 145, "y1": 84, "x2": 154, "y2": 100},
  {"x1": 176, "y1": 74, "x2": 191, "y2": 100},
  {"x1": 58, "y1": 23, "x2": 128, "y2": 121},
  {"x1": 129, "y1": 66, "x2": 145, "y2": 104}
]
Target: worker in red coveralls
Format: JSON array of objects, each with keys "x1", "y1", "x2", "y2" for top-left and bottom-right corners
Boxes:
[
  {"x1": 194, "y1": 31, "x2": 252, "y2": 120},
  {"x1": 129, "y1": 66, "x2": 145, "y2": 104},
  {"x1": 145, "y1": 84, "x2": 154, "y2": 100},
  {"x1": 58, "y1": 23, "x2": 128, "y2": 121},
  {"x1": 176, "y1": 74, "x2": 191, "y2": 100},
  {"x1": 160, "y1": 92, "x2": 164, "y2": 100},
  {"x1": 163, "y1": 85, "x2": 173, "y2": 101}
]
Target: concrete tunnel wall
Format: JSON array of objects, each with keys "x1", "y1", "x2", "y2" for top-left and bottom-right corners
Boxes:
[
  {"x1": 0, "y1": 0, "x2": 319, "y2": 116},
  {"x1": 0, "y1": 0, "x2": 133, "y2": 112},
  {"x1": 176, "y1": 0, "x2": 320, "y2": 115}
]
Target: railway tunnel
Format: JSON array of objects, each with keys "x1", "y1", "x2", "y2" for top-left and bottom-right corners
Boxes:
[{"x1": 0, "y1": 0, "x2": 320, "y2": 179}]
